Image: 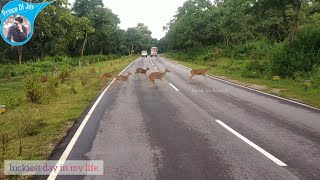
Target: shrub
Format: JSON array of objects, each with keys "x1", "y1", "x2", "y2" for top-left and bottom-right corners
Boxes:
[
  {"x1": 80, "y1": 74, "x2": 90, "y2": 86},
  {"x1": 46, "y1": 76, "x2": 60, "y2": 95},
  {"x1": 4, "y1": 96, "x2": 22, "y2": 110},
  {"x1": 311, "y1": 67, "x2": 320, "y2": 88},
  {"x1": 58, "y1": 68, "x2": 72, "y2": 83},
  {"x1": 24, "y1": 76, "x2": 44, "y2": 103},
  {"x1": 241, "y1": 60, "x2": 269, "y2": 78},
  {"x1": 271, "y1": 22, "x2": 320, "y2": 78}
]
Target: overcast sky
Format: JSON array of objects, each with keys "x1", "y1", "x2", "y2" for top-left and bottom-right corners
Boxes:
[{"x1": 69, "y1": 0, "x2": 187, "y2": 40}]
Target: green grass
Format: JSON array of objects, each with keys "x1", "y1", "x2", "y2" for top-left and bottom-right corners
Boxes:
[
  {"x1": 164, "y1": 55, "x2": 320, "y2": 108},
  {"x1": 0, "y1": 55, "x2": 137, "y2": 178}
]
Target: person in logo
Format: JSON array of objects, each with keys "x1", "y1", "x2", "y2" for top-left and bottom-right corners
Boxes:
[{"x1": 7, "y1": 16, "x2": 28, "y2": 42}]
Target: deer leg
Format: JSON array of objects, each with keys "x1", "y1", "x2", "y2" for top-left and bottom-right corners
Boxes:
[
  {"x1": 135, "y1": 72, "x2": 141, "y2": 80},
  {"x1": 127, "y1": 80, "x2": 133, "y2": 87},
  {"x1": 113, "y1": 80, "x2": 119, "y2": 89},
  {"x1": 188, "y1": 75, "x2": 194, "y2": 83},
  {"x1": 152, "y1": 80, "x2": 157, "y2": 87},
  {"x1": 203, "y1": 75, "x2": 208, "y2": 82},
  {"x1": 148, "y1": 79, "x2": 152, "y2": 88}
]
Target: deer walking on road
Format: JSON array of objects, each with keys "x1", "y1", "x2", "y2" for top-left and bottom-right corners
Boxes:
[
  {"x1": 148, "y1": 68, "x2": 170, "y2": 87},
  {"x1": 115, "y1": 72, "x2": 132, "y2": 87},
  {"x1": 189, "y1": 68, "x2": 209, "y2": 83},
  {"x1": 135, "y1": 67, "x2": 150, "y2": 79}
]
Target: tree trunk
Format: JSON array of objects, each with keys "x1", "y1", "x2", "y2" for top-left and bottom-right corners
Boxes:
[
  {"x1": 224, "y1": 35, "x2": 229, "y2": 47},
  {"x1": 288, "y1": 0, "x2": 303, "y2": 43},
  {"x1": 17, "y1": 46, "x2": 23, "y2": 65},
  {"x1": 130, "y1": 43, "x2": 134, "y2": 56},
  {"x1": 81, "y1": 30, "x2": 88, "y2": 58}
]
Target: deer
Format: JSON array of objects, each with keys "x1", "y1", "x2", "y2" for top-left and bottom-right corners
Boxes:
[
  {"x1": 115, "y1": 72, "x2": 132, "y2": 87},
  {"x1": 148, "y1": 68, "x2": 170, "y2": 87},
  {"x1": 189, "y1": 68, "x2": 209, "y2": 83},
  {"x1": 135, "y1": 67, "x2": 150, "y2": 79},
  {"x1": 102, "y1": 68, "x2": 117, "y2": 80}
]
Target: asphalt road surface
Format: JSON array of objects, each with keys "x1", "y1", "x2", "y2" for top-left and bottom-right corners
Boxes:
[{"x1": 43, "y1": 56, "x2": 320, "y2": 180}]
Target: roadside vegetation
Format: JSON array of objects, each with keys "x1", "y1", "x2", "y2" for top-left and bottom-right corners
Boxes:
[
  {"x1": 160, "y1": 0, "x2": 320, "y2": 107},
  {"x1": 0, "y1": 55, "x2": 137, "y2": 177}
]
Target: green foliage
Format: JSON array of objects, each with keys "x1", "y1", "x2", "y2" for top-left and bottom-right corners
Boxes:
[
  {"x1": 311, "y1": 66, "x2": 320, "y2": 88},
  {"x1": 271, "y1": 18, "x2": 320, "y2": 77},
  {"x1": 241, "y1": 60, "x2": 270, "y2": 78},
  {"x1": 58, "y1": 68, "x2": 72, "y2": 83},
  {"x1": 24, "y1": 76, "x2": 45, "y2": 104},
  {"x1": 0, "y1": 0, "x2": 154, "y2": 64},
  {"x1": 4, "y1": 96, "x2": 22, "y2": 110}
]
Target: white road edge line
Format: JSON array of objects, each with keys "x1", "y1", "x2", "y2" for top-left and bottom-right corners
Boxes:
[
  {"x1": 47, "y1": 59, "x2": 137, "y2": 180},
  {"x1": 169, "y1": 83, "x2": 180, "y2": 92},
  {"x1": 171, "y1": 61, "x2": 320, "y2": 111},
  {"x1": 216, "y1": 120, "x2": 287, "y2": 167}
]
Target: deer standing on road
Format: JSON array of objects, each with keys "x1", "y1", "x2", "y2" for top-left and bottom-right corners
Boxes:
[
  {"x1": 148, "y1": 68, "x2": 170, "y2": 87},
  {"x1": 189, "y1": 68, "x2": 209, "y2": 83},
  {"x1": 135, "y1": 67, "x2": 150, "y2": 79}
]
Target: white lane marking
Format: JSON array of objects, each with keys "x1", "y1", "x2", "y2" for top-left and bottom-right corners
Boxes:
[
  {"x1": 169, "y1": 83, "x2": 180, "y2": 92},
  {"x1": 47, "y1": 59, "x2": 137, "y2": 180},
  {"x1": 216, "y1": 120, "x2": 287, "y2": 167},
  {"x1": 170, "y1": 61, "x2": 320, "y2": 111}
]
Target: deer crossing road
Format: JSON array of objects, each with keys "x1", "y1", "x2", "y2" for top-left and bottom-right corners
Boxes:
[{"x1": 39, "y1": 56, "x2": 320, "y2": 180}]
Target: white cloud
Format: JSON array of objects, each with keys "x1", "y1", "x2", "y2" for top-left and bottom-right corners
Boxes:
[{"x1": 69, "y1": 0, "x2": 187, "y2": 39}]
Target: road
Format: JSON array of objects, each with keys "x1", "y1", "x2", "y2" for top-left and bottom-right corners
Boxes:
[{"x1": 43, "y1": 56, "x2": 320, "y2": 180}]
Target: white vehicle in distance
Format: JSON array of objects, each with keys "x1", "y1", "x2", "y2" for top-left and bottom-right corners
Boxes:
[
  {"x1": 150, "y1": 47, "x2": 158, "y2": 57},
  {"x1": 141, "y1": 50, "x2": 148, "y2": 57}
]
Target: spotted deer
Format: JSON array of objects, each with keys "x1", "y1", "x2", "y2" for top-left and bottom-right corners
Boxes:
[
  {"x1": 115, "y1": 72, "x2": 132, "y2": 87},
  {"x1": 135, "y1": 67, "x2": 150, "y2": 79},
  {"x1": 102, "y1": 68, "x2": 117, "y2": 80},
  {"x1": 148, "y1": 68, "x2": 170, "y2": 87},
  {"x1": 189, "y1": 68, "x2": 209, "y2": 82}
]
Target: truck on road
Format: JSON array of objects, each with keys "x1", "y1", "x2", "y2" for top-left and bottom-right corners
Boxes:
[{"x1": 150, "y1": 47, "x2": 158, "y2": 57}]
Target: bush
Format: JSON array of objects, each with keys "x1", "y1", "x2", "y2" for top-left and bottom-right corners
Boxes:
[
  {"x1": 58, "y1": 68, "x2": 72, "y2": 83},
  {"x1": 46, "y1": 76, "x2": 60, "y2": 95},
  {"x1": 271, "y1": 22, "x2": 320, "y2": 78},
  {"x1": 240, "y1": 60, "x2": 270, "y2": 78},
  {"x1": 4, "y1": 96, "x2": 22, "y2": 110},
  {"x1": 311, "y1": 67, "x2": 320, "y2": 88},
  {"x1": 24, "y1": 76, "x2": 44, "y2": 103}
]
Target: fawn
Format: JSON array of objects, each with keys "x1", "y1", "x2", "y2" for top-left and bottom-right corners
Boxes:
[
  {"x1": 115, "y1": 72, "x2": 132, "y2": 87},
  {"x1": 148, "y1": 68, "x2": 170, "y2": 87},
  {"x1": 135, "y1": 67, "x2": 150, "y2": 79},
  {"x1": 189, "y1": 68, "x2": 209, "y2": 82}
]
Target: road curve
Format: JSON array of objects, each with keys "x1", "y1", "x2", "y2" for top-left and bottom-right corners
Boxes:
[{"x1": 38, "y1": 56, "x2": 320, "y2": 180}]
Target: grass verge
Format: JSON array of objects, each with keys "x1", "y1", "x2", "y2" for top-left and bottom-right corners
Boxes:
[{"x1": 164, "y1": 54, "x2": 320, "y2": 108}]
